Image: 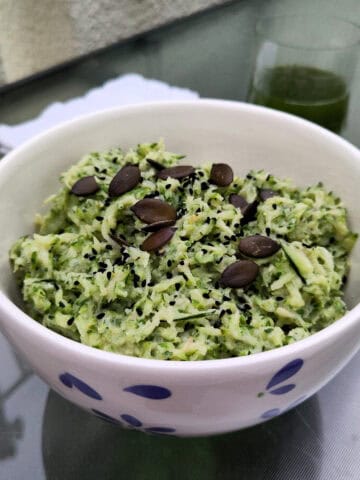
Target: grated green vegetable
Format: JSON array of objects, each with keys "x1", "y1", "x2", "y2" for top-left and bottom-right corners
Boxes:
[{"x1": 9, "y1": 141, "x2": 357, "y2": 360}]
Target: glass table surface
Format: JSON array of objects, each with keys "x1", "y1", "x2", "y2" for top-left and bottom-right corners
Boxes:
[{"x1": 0, "y1": 2, "x2": 359, "y2": 479}]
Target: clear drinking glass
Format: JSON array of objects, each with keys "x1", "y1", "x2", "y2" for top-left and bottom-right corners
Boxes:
[{"x1": 247, "y1": 15, "x2": 360, "y2": 133}]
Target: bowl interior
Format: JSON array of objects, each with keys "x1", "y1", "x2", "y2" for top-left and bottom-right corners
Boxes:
[{"x1": 0, "y1": 101, "x2": 360, "y2": 313}]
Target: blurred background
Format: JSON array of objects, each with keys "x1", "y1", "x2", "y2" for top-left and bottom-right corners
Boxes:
[
  {"x1": 0, "y1": 0, "x2": 359, "y2": 143},
  {"x1": 0, "y1": 0, "x2": 358, "y2": 85},
  {"x1": 0, "y1": 0, "x2": 227, "y2": 84}
]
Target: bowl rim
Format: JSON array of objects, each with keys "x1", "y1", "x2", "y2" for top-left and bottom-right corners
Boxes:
[{"x1": 1, "y1": 98, "x2": 359, "y2": 372}]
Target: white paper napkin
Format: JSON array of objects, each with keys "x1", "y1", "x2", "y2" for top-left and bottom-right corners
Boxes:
[{"x1": 0, "y1": 74, "x2": 199, "y2": 149}]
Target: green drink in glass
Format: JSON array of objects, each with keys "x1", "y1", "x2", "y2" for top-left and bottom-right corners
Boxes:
[{"x1": 248, "y1": 16, "x2": 359, "y2": 134}]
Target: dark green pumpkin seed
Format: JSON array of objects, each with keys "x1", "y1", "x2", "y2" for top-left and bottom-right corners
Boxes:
[
  {"x1": 141, "y1": 227, "x2": 176, "y2": 252},
  {"x1": 238, "y1": 235, "x2": 280, "y2": 258},
  {"x1": 210, "y1": 163, "x2": 234, "y2": 187},
  {"x1": 108, "y1": 165, "x2": 141, "y2": 197},
  {"x1": 157, "y1": 165, "x2": 195, "y2": 180},
  {"x1": 71, "y1": 176, "x2": 99, "y2": 196},
  {"x1": 131, "y1": 198, "x2": 177, "y2": 224},
  {"x1": 220, "y1": 260, "x2": 259, "y2": 288}
]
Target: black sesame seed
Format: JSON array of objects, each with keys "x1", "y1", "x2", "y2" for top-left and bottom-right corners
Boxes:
[
  {"x1": 214, "y1": 281, "x2": 220, "y2": 288},
  {"x1": 84, "y1": 253, "x2": 89, "y2": 259},
  {"x1": 59, "y1": 301, "x2": 65, "y2": 308},
  {"x1": 175, "y1": 283, "x2": 181, "y2": 291},
  {"x1": 92, "y1": 248, "x2": 98, "y2": 255},
  {"x1": 214, "y1": 320, "x2": 222, "y2": 328},
  {"x1": 223, "y1": 296, "x2": 231, "y2": 301},
  {"x1": 74, "y1": 280, "x2": 80, "y2": 286},
  {"x1": 148, "y1": 281, "x2": 154, "y2": 287},
  {"x1": 141, "y1": 279, "x2": 146, "y2": 287},
  {"x1": 166, "y1": 272, "x2": 172, "y2": 279},
  {"x1": 203, "y1": 293, "x2": 210, "y2": 299},
  {"x1": 231, "y1": 235, "x2": 237, "y2": 241},
  {"x1": 201, "y1": 182, "x2": 208, "y2": 191},
  {"x1": 99, "y1": 262, "x2": 107, "y2": 269},
  {"x1": 272, "y1": 204, "x2": 277, "y2": 210},
  {"x1": 106, "y1": 271, "x2": 112, "y2": 280},
  {"x1": 136, "y1": 307, "x2": 143, "y2": 316},
  {"x1": 96, "y1": 313, "x2": 105, "y2": 320},
  {"x1": 165, "y1": 184, "x2": 171, "y2": 190},
  {"x1": 67, "y1": 317, "x2": 75, "y2": 326},
  {"x1": 189, "y1": 188, "x2": 193, "y2": 195},
  {"x1": 105, "y1": 244, "x2": 113, "y2": 250},
  {"x1": 94, "y1": 166, "x2": 100, "y2": 172},
  {"x1": 167, "y1": 260, "x2": 172, "y2": 267},
  {"x1": 226, "y1": 308, "x2": 232, "y2": 314},
  {"x1": 276, "y1": 296, "x2": 284, "y2": 301},
  {"x1": 112, "y1": 158, "x2": 118, "y2": 163},
  {"x1": 114, "y1": 258, "x2": 124, "y2": 266},
  {"x1": 179, "y1": 260, "x2": 185, "y2": 266},
  {"x1": 234, "y1": 223, "x2": 240, "y2": 229},
  {"x1": 169, "y1": 301, "x2": 176, "y2": 306},
  {"x1": 98, "y1": 176, "x2": 106, "y2": 181},
  {"x1": 282, "y1": 324, "x2": 291, "y2": 334},
  {"x1": 219, "y1": 310, "x2": 226, "y2": 318},
  {"x1": 205, "y1": 218, "x2": 210, "y2": 224},
  {"x1": 265, "y1": 227, "x2": 271, "y2": 236},
  {"x1": 89, "y1": 255, "x2": 96, "y2": 261},
  {"x1": 96, "y1": 216, "x2": 104, "y2": 221}
]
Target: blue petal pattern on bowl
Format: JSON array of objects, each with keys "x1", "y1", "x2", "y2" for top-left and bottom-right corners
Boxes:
[
  {"x1": 59, "y1": 373, "x2": 102, "y2": 400},
  {"x1": 268, "y1": 384, "x2": 296, "y2": 395},
  {"x1": 266, "y1": 358, "x2": 304, "y2": 392},
  {"x1": 260, "y1": 395, "x2": 308, "y2": 420},
  {"x1": 120, "y1": 413, "x2": 176, "y2": 434},
  {"x1": 259, "y1": 358, "x2": 305, "y2": 419},
  {"x1": 123, "y1": 384, "x2": 172, "y2": 399},
  {"x1": 120, "y1": 414, "x2": 143, "y2": 427}
]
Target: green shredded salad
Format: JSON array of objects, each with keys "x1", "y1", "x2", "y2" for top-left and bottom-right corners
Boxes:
[{"x1": 9, "y1": 141, "x2": 357, "y2": 360}]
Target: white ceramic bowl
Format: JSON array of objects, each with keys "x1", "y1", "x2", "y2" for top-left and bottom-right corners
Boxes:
[{"x1": 0, "y1": 100, "x2": 359, "y2": 437}]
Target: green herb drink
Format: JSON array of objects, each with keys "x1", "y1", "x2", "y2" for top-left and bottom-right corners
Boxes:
[
  {"x1": 249, "y1": 15, "x2": 360, "y2": 134},
  {"x1": 249, "y1": 65, "x2": 349, "y2": 133}
]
